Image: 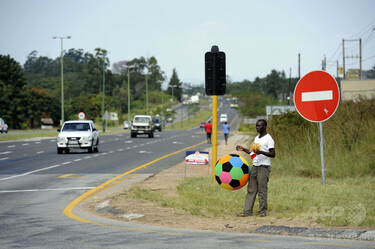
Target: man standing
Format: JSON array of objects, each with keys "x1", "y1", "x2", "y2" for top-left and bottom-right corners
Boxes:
[
  {"x1": 204, "y1": 121, "x2": 212, "y2": 144},
  {"x1": 223, "y1": 122, "x2": 230, "y2": 145},
  {"x1": 236, "y1": 119, "x2": 275, "y2": 217}
]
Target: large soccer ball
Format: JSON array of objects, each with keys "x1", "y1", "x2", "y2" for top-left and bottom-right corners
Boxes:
[{"x1": 215, "y1": 154, "x2": 250, "y2": 190}]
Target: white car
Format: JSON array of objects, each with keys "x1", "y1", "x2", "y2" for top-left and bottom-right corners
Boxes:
[
  {"x1": 57, "y1": 120, "x2": 99, "y2": 154},
  {"x1": 220, "y1": 114, "x2": 228, "y2": 123},
  {"x1": 123, "y1": 121, "x2": 130, "y2": 129},
  {"x1": 0, "y1": 118, "x2": 8, "y2": 133},
  {"x1": 131, "y1": 115, "x2": 155, "y2": 138}
]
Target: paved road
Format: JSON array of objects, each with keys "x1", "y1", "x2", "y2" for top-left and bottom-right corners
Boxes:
[{"x1": 0, "y1": 104, "x2": 373, "y2": 248}]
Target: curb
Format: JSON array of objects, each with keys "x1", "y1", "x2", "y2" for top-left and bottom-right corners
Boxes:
[{"x1": 253, "y1": 225, "x2": 375, "y2": 241}]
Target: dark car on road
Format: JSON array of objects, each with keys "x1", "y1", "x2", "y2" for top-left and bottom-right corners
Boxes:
[{"x1": 154, "y1": 117, "x2": 162, "y2": 132}]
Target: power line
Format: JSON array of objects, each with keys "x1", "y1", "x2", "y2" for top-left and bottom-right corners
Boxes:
[{"x1": 349, "y1": 17, "x2": 375, "y2": 39}]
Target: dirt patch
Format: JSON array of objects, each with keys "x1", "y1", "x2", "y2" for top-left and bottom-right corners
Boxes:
[{"x1": 85, "y1": 134, "x2": 320, "y2": 233}]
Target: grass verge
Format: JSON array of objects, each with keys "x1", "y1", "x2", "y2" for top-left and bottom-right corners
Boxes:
[{"x1": 125, "y1": 175, "x2": 374, "y2": 228}]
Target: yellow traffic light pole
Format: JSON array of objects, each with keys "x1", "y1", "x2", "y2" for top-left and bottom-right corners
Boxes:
[{"x1": 212, "y1": 95, "x2": 218, "y2": 182}]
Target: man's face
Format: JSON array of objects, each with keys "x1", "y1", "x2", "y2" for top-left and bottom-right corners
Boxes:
[{"x1": 256, "y1": 121, "x2": 265, "y2": 133}]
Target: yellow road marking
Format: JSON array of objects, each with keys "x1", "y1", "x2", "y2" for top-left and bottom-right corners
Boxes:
[
  {"x1": 63, "y1": 140, "x2": 207, "y2": 234},
  {"x1": 58, "y1": 174, "x2": 82, "y2": 179}
]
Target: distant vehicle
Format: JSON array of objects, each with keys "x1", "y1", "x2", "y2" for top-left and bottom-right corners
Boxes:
[
  {"x1": 123, "y1": 121, "x2": 130, "y2": 129},
  {"x1": 230, "y1": 97, "x2": 239, "y2": 108},
  {"x1": 166, "y1": 117, "x2": 173, "y2": 123},
  {"x1": 200, "y1": 121, "x2": 206, "y2": 128},
  {"x1": 0, "y1": 118, "x2": 8, "y2": 133},
  {"x1": 56, "y1": 120, "x2": 99, "y2": 154},
  {"x1": 131, "y1": 115, "x2": 155, "y2": 138},
  {"x1": 220, "y1": 114, "x2": 228, "y2": 123},
  {"x1": 154, "y1": 117, "x2": 162, "y2": 132}
]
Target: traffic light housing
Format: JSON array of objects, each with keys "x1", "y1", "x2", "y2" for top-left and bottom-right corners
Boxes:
[{"x1": 205, "y1": 46, "x2": 226, "y2": 95}]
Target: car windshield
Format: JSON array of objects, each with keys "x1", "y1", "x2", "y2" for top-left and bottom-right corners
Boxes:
[
  {"x1": 62, "y1": 123, "x2": 91, "y2": 131},
  {"x1": 154, "y1": 118, "x2": 160, "y2": 123},
  {"x1": 134, "y1": 117, "x2": 150, "y2": 123}
]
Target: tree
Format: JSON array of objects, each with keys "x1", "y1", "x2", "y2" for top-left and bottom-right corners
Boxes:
[
  {"x1": 264, "y1": 69, "x2": 285, "y2": 99},
  {"x1": 27, "y1": 88, "x2": 59, "y2": 128},
  {"x1": 0, "y1": 55, "x2": 31, "y2": 129},
  {"x1": 24, "y1": 50, "x2": 57, "y2": 76},
  {"x1": 167, "y1": 68, "x2": 182, "y2": 101}
]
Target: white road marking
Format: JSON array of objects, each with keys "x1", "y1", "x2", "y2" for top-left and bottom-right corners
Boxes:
[
  {"x1": 301, "y1": 90, "x2": 333, "y2": 102},
  {"x1": 0, "y1": 151, "x2": 12, "y2": 155},
  {"x1": 22, "y1": 143, "x2": 29, "y2": 146},
  {"x1": 125, "y1": 141, "x2": 133, "y2": 143},
  {"x1": 62, "y1": 162, "x2": 71, "y2": 165},
  {"x1": 0, "y1": 187, "x2": 95, "y2": 193},
  {"x1": 0, "y1": 157, "x2": 9, "y2": 161},
  {"x1": 0, "y1": 164, "x2": 62, "y2": 181},
  {"x1": 37, "y1": 151, "x2": 44, "y2": 154}
]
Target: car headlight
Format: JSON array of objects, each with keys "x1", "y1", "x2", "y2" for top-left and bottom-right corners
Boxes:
[
  {"x1": 57, "y1": 136, "x2": 66, "y2": 143},
  {"x1": 81, "y1": 136, "x2": 92, "y2": 142}
]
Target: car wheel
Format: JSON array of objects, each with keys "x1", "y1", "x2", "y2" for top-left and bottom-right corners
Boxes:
[
  {"x1": 149, "y1": 133, "x2": 154, "y2": 138},
  {"x1": 57, "y1": 148, "x2": 63, "y2": 154},
  {"x1": 88, "y1": 140, "x2": 94, "y2": 153},
  {"x1": 131, "y1": 133, "x2": 136, "y2": 138},
  {"x1": 94, "y1": 147, "x2": 99, "y2": 153},
  {"x1": 65, "y1": 149, "x2": 70, "y2": 154}
]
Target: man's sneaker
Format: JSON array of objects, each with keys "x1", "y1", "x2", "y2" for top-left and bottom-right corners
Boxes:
[{"x1": 237, "y1": 212, "x2": 253, "y2": 217}]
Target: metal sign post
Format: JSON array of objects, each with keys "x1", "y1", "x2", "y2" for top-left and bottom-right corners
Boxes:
[
  {"x1": 294, "y1": 71, "x2": 340, "y2": 185},
  {"x1": 319, "y1": 122, "x2": 326, "y2": 185}
]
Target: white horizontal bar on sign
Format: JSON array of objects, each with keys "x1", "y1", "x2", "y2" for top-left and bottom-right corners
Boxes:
[{"x1": 301, "y1": 90, "x2": 333, "y2": 102}]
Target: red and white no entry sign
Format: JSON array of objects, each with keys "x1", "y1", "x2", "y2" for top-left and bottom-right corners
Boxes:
[{"x1": 294, "y1": 71, "x2": 340, "y2": 122}]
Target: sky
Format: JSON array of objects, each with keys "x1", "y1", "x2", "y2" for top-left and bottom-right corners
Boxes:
[{"x1": 1, "y1": 0, "x2": 375, "y2": 86}]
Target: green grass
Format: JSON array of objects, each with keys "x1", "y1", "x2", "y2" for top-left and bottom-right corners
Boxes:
[
  {"x1": 125, "y1": 175, "x2": 375, "y2": 228},
  {"x1": 124, "y1": 98, "x2": 375, "y2": 228},
  {"x1": 0, "y1": 130, "x2": 59, "y2": 141}
]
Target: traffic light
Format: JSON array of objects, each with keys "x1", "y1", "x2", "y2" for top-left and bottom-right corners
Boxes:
[{"x1": 205, "y1": 46, "x2": 226, "y2": 95}]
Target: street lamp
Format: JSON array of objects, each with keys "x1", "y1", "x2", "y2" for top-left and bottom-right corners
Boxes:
[
  {"x1": 52, "y1": 35, "x2": 71, "y2": 124},
  {"x1": 169, "y1": 85, "x2": 177, "y2": 102},
  {"x1": 127, "y1": 65, "x2": 135, "y2": 123},
  {"x1": 144, "y1": 71, "x2": 152, "y2": 115},
  {"x1": 101, "y1": 53, "x2": 106, "y2": 132}
]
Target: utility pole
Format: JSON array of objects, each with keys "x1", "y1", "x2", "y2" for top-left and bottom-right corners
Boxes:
[
  {"x1": 298, "y1": 53, "x2": 301, "y2": 79},
  {"x1": 322, "y1": 55, "x2": 326, "y2": 71},
  {"x1": 342, "y1": 38, "x2": 362, "y2": 80},
  {"x1": 359, "y1": 38, "x2": 362, "y2": 79},
  {"x1": 342, "y1": 39, "x2": 346, "y2": 80},
  {"x1": 288, "y1": 68, "x2": 291, "y2": 105}
]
